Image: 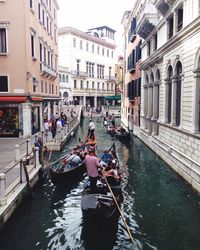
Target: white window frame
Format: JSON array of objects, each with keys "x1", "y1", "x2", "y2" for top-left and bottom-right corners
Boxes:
[
  {"x1": 0, "y1": 25, "x2": 8, "y2": 55},
  {"x1": 30, "y1": 29, "x2": 36, "y2": 60}
]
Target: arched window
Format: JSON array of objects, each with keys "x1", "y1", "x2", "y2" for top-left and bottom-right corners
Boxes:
[
  {"x1": 150, "y1": 72, "x2": 154, "y2": 83},
  {"x1": 155, "y1": 69, "x2": 160, "y2": 120},
  {"x1": 167, "y1": 66, "x2": 173, "y2": 123},
  {"x1": 63, "y1": 91, "x2": 69, "y2": 98},
  {"x1": 175, "y1": 61, "x2": 182, "y2": 126},
  {"x1": 62, "y1": 74, "x2": 65, "y2": 82}
]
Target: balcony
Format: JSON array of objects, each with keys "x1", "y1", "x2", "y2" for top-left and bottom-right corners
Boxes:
[
  {"x1": 71, "y1": 70, "x2": 87, "y2": 79},
  {"x1": 128, "y1": 17, "x2": 137, "y2": 43},
  {"x1": 105, "y1": 76, "x2": 115, "y2": 82},
  {"x1": 40, "y1": 63, "x2": 57, "y2": 78},
  {"x1": 153, "y1": 0, "x2": 169, "y2": 16},
  {"x1": 136, "y1": 0, "x2": 159, "y2": 39}
]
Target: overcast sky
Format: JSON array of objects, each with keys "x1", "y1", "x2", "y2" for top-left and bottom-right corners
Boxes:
[{"x1": 57, "y1": 0, "x2": 134, "y2": 56}]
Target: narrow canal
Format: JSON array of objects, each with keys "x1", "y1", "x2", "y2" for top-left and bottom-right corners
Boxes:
[{"x1": 0, "y1": 118, "x2": 200, "y2": 250}]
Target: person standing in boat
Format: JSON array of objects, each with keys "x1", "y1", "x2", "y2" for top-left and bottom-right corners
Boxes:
[
  {"x1": 87, "y1": 119, "x2": 95, "y2": 140},
  {"x1": 85, "y1": 148, "x2": 100, "y2": 193}
]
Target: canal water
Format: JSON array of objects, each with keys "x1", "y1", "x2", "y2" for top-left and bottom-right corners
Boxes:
[{"x1": 0, "y1": 118, "x2": 200, "y2": 250}]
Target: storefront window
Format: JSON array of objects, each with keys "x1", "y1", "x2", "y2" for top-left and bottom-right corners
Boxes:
[{"x1": 0, "y1": 107, "x2": 19, "y2": 137}]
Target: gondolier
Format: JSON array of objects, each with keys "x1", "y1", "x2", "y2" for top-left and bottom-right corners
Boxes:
[
  {"x1": 84, "y1": 147, "x2": 100, "y2": 193},
  {"x1": 87, "y1": 119, "x2": 95, "y2": 140}
]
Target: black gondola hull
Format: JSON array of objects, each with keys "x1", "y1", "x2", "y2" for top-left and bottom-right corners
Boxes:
[{"x1": 49, "y1": 163, "x2": 86, "y2": 184}]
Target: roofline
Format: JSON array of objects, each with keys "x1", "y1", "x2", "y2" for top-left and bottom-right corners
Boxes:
[{"x1": 58, "y1": 26, "x2": 116, "y2": 49}]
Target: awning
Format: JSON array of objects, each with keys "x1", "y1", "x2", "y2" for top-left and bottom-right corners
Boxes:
[
  {"x1": 104, "y1": 95, "x2": 121, "y2": 101},
  {"x1": 0, "y1": 96, "x2": 27, "y2": 102},
  {"x1": 31, "y1": 97, "x2": 43, "y2": 101}
]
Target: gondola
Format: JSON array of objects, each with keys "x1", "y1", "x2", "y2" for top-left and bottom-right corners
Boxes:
[
  {"x1": 81, "y1": 179, "x2": 123, "y2": 221},
  {"x1": 115, "y1": 131, "x2": 131, "y2": 142},
  {"x1": 49, "y1": 159, "x2": 86, "y2": 184},
  {"x1": 81, "y1": 143, "x2": 123, "y2": 221}
]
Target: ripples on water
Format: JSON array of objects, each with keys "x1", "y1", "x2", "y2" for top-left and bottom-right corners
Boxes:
[{"x1": 0, "y1": 118, "x2": 200, "y2": 250}]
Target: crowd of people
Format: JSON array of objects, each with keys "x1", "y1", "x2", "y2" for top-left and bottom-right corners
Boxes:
[{"x1": 43, "y1": 109, "x2": 77, "y2": 140}]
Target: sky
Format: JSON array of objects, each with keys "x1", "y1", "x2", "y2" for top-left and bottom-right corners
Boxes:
[{"x1": 57, "y1": 0, "x2": 134, "y2": 56}]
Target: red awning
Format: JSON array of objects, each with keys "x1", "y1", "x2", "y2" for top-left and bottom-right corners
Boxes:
[
  {"x1": 0, "y1": 96, "x2": 27, "y2": 102},
  {"x1": 31, "y1": 97, "x2": 43, "y2": 101}
]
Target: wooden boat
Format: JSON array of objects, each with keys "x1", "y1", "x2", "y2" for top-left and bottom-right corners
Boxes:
[
  {"x1": 81, "y1": 143, "x2": 123, "y2": 221},
  {"x1": 49, "y1": 159, "x2": 86, "y2": 184},
  {"x1": 81, "y1": 179, "x2": 123, "y2": 221},
  {"x1": 115, "y1": 131, "x2": 130, "y2": 141}
]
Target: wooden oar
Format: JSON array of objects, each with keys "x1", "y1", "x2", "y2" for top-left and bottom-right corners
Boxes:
[{"x1": 103, "y1": 174, "x2": 140, "y2": 250}]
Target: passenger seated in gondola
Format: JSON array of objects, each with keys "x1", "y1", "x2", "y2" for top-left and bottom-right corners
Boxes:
[
  {"x1": 99, "y1": 149, "x2": 113, "y2": 168},
  {"x1": 116, "y1": 126, "x2": 126, "y2": 135},
  {"x1": 104, "y1": 160, "x2": 121, "y2": 185},
  {"x1": 62, "y1": 150, "x2": 82, "y2": 169}
]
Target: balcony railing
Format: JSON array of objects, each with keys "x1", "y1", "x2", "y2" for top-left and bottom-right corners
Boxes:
[
  {"x1": 105, "y1": 76, "x2": 115, "y2": 82},
  {"x1": 71, "y1": 70, "x2": 87, "y2": 79},
  {"x1": 153, "y1": 0, "x2": 169, "y2": 16},
  {"x1": 41, "y1": 63, "x2": 57, "y2": 78},
  {"x1": 136, "y1": 0, "x2": 158, "y2": 39}
]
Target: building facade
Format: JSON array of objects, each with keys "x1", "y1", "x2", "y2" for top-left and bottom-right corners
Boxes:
[
  {"x1": 121, "y1": 11, "x2": 142, "y2": 134},
  {"x1": 0, "y1": 0, "x2": 59, "y2": 138},
  {"x1": 58, "y1": 26, "x2": 116, "y2": 110},
  {"x1": 124, "y1": 0, "x2": 200, "y2": 193}
]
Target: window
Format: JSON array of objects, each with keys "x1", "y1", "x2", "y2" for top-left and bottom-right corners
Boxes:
[
  {"x1": 107, "y1": 49, "x2": 109, "y2": 57},
  {"x1": 109, "y1": 67, "x2": 112, "y2": 79},
  {"x1": 97, "y1": 82, "x2": 100, "y2": 90},
  {"x1": 92, "y1": 81, "x2": 94, "y2": 89},
  {"x1": 41, "y1": 80, "x2": 44, "y2": 93},
  {"x1": 80, "y1": 40, "x2": 83, "y2": 49},
  {"x1": 66, "y1": 75, "x2": 68, "y2": 82},
  {"x1": 86, "y1": 42, "x2": 89, "y2": 51},
  {"x1": 102, "y1": 48, "x2": 104, "y2": 56},
  {"x1": 86, "y1": 81, "x2": 89, "y2": 89},
  {"x1": 40, "y1": 47, "x2": 42, "y2": 70},
  {"x1": 77, "y1": 59, "x2": 80, "y2": 74},
  {"x1": 74, "y1": 79, "x2": 77, "y2": 88},
  {"x1": 30, "y1": 0, "x2": 33, "y2": 9},
  {"x1": 0, "y1": 76, "x2": 8, "y2": 92},
  {"x1": 111, "y1": 51, "x2": 113, "y2": 58},
  {"x1": 45, "y1": 82, "x2": 47, "y2": 93},
  {"x1": 97, "y1": 46, "x2": 100, "y2": 54},
  {"x1": 167, "y1": 66, "x2": 173, "y2": 123},
  {"x1": 31, "y1": 32, "x2": 35, "y2": 58},
  {"x1": 102, "y1": 82, "x2": 105, "y2": 90},
  {"x1": 42, "y1": 9, "x2": 45, "y2": 26},
  {"x1": 52, "y1": 84, "x2": 54, "y2": 94},
  {"x1": 177, "y1": 7, "x2": 183, "y2": 31},
  {"x1": 49, "y1": 83, "x2": 51, "y2": 94},
  {"x1": 92, "y1": 44, "x2": 94, "y2": 53},
  {"x1": 175, "y1": 61, "x2": 182, "y2": 126},
  {"x1": 0, "y1": 28, "x2": 7, "y2": 53},
  {"x1": 73, "y1": 38, "x2": 76, "y2": 48},
  {"x1": 44, "y1": 46, "x2": 46, "y2": 64},
  {"x1": 62, "y1": 74, "x2": 65, "y2": 82},
  {"x1": 38, "y1": 2, "x2": 41, "y2": 21},
  {"x1": 168, "y1": 15, "x2": 174, "y2": 39},
  {"x1": 107, "y1": 83, "x2": 109, "y2": 90},
  {"x1": 147, "y1": 40, "x2": 151, "y2": 56},
  {"x1": 80, "y1": 80, "x2": 83, "y2": 89}
]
